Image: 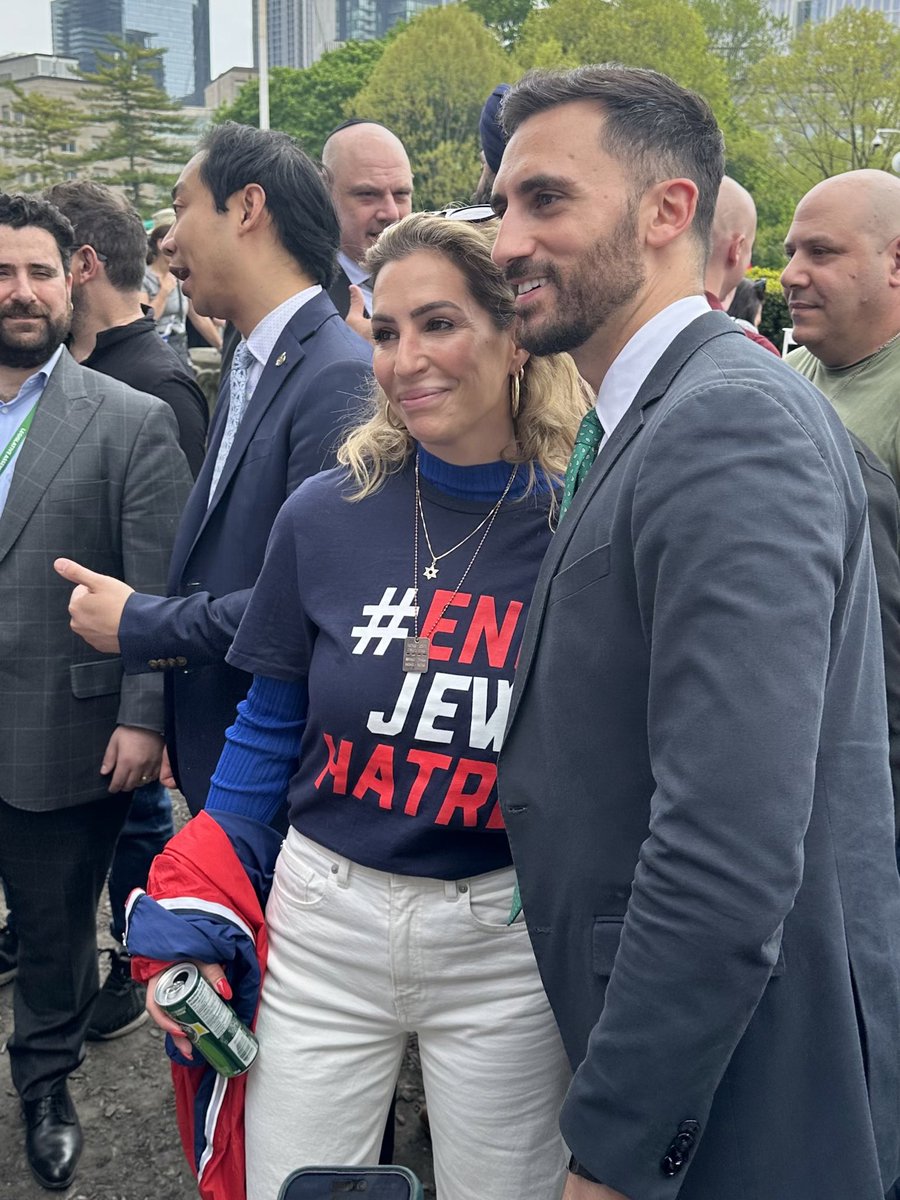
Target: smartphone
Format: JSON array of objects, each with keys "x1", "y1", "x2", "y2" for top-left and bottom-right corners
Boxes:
[{"x1": 278, "y1": 1165, "x2": 425, "y2": 1200}]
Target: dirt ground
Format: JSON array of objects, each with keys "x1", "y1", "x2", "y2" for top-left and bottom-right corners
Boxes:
[{"x1": 0, "y1": 795, "x2": 435, "y2": 1199}]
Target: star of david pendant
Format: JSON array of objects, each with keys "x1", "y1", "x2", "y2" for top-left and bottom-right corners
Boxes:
[
  {"x1": 423, "y1": 562, "x2": 439, "y2": 580},
  {"x1": 403, "y1": 636, "x2": 430, "y2": 673}
]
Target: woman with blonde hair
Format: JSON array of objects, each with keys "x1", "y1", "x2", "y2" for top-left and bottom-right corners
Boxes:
[{"x1": 142, "y1": 211, "x2": 590, "y2": 1200}]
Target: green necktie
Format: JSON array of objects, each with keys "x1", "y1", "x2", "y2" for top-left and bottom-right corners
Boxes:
[{"x1": 559, "y1": 407, "x2": 605, "y2": 520}]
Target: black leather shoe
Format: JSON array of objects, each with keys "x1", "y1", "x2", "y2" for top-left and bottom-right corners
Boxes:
[
  {"x1": 23, "y1": 1087, "x2": 83, "y2": 1190},
  {"x1": 0, "y1": 922, "x2": 17, "y2": 985}
]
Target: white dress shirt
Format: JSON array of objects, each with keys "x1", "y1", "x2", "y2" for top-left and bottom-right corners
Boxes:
[
  {"x1": 242, "y1": 284, "x2": 323, "y2": 397},
  {"x1": 337, "y1": 252, "x2": 373, "y2": 314},
  {"x1": 595, "y1": 295, "x2": 711, "y2": 444}
]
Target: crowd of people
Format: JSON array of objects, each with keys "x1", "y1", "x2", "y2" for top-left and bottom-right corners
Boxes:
[{"x1": 0, "y1": 60, "x2": 898, "y2": 1200}]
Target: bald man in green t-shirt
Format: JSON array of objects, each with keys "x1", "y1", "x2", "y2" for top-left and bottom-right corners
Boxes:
[
  {"x1": 782, "y1": 169, "x2": 900, "y2": 487},
  {"x1": 783, "y1": 169, "x2": 900, "y2": 834}
]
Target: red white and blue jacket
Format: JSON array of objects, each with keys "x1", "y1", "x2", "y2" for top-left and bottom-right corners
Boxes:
[{"x1": 127, "y1": 810, "x2": 281, "y2": 1200}]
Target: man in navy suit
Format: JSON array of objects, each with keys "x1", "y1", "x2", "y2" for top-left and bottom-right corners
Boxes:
[
  {"x1": 491, "y1": 66, "x2": 900, "y2": 1200},
  {"x1": 58, "y1": 122, "x2": 372, "y2": 814}
]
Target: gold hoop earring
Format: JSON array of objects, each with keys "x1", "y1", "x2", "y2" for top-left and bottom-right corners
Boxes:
[{"x1": 510, "y1": 367, "x2": 524, "y2": 420}]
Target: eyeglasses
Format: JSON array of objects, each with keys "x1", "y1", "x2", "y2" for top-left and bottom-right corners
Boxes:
[
  {"x1": 439, "y1": 205, "x2": 497, "y2": 223},
  {"x1": 79, "y1": 245, "x2": 108, "y2": 264}
]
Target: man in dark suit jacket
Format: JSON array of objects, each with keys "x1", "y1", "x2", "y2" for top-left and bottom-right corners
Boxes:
[
  {"x1": 0, "y1": 194, "x2": 191, "y2": 1189},
  {"x1": 491, "y1": 66, "x2": 900, "y2": 1200},
  {"x1": 321, "y1": 119, "x2": 413, "y2": 322},
  {"x1": 59, "y1": 123, "x2": 372, "y2": 815}
]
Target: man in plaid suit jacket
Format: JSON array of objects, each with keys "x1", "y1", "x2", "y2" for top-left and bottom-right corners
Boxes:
[{"x1": 0, "y1": 194, "x2": 191, "y2": 1190}]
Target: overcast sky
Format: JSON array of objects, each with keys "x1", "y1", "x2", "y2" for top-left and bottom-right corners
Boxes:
[{"x1": 1, "y1": 2, "x2": 255, "y2": 81}]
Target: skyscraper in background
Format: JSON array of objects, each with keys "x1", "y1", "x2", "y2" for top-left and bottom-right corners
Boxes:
[
  {"x1": 765, "y1": 0, "x2": 900, "y2": 28},
  {"x1": 266, "y1": 0, "x2": 452, "y2": 69},
  {"x1": 51, "y1": 0, "x2": 212, "y2": 102}
]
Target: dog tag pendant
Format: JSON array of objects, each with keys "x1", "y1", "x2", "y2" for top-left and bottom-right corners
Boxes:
[{"x1": 403, "y1": 636, "x2": 430, "y2": 673}]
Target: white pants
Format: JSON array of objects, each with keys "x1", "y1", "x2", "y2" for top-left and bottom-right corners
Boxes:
[{"x1": 244, "y1": 829, "x2": 570, "y2": 1200}]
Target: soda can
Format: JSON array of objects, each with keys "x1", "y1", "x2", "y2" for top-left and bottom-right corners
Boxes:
[{"x1": 154, "y1": 962, "x2": 258, "y2": 1077}]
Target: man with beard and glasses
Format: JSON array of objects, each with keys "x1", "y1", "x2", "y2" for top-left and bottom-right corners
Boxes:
[
  {"x1": 490, "y1": 66, "x2": 900, "y2": 1200},
  {"x1": 0, "y1": 194, "x2": 190, "y2": 1191}
]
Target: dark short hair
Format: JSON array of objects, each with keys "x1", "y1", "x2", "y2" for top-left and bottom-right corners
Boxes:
[
  {"x1": 501, "y1": 65, "x2": 725, "y2": 256},
  {"x1": 147, "y1": 224, "x2": 170, "y2": 264},
  {"x1": 44, "y1": 181, "x2": 146, "y2": 292},
  {"x1": 198, "y1": 121, "x2": 339, "y2": 287},
  {"x1": 727, "y1": 277, "x2": 765, "y2": 324},
  {"x1": 0, "y1": 193, "x2": 75, "y2": 272}
]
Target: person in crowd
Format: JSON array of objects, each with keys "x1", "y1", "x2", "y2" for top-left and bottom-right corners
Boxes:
[
  {"x1": 47, "y1": 182, "x2": 208, "y2": 476},
  {"x1": 42, "y1": 179, "x2": 206, "y2": 1042},
  {"x1": 783, "y1": 169, "x2": 900, "y2": 487},
  {"x1": 474, "y1": 83, "x2": 511, "y2": 204},
  {"x1": 133, "y1": 212, "x2": 590, "y2": 1200},
  {"x1": 0, "y1": 181, "x2": 208, "y2": 1006},
  {"x1": 0, "y1": 193, "x2": 191, "y2": 1191},
  {"x1": 782, "y1": 169, "x2": 900, "y2": 832},
  {"x1": 141, "y1": 216, "x2": 189, "y2": 364},
  {"x1": 726, "y1": 276, "x2": 766, "y2": 331},
  {"x1": 56, "y1": 122, "x2": 372, "y2": 815},
  {"x1": 321, "y1": 118, "x2": 413, "y2": 320},
  {"x1": 141, "y1": 209, "x2": 224, "y2": 358},
  {"x1": 704, "y1": 175, "x2": 778, "y2": 355},
  {"x1": 490, "y1": 64, "x2": 900, "y2": 1200}
]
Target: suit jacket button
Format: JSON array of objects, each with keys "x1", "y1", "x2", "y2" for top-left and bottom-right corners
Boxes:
[
  {"x1": 175, "y1": 656, "x2": 187, "y2": 667},
  {"x1": 147, "y1": 659, "x2": 159, "y2": 669},
  {"x1": 660, "y1": 1149, "x2": 684, "y2": 1177}
]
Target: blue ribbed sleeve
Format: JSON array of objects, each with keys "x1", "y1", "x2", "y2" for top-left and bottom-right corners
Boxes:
[{"x1": 206, "y1": 674, "x2": 309, "y2": 827}]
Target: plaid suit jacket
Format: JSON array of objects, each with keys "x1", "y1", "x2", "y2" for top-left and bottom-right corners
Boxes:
[{"x1": 0, "y1": 349, "x2": 192, "y2": 811}]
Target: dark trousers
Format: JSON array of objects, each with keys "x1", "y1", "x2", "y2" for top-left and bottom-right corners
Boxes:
[
  {"x1": 0, "y1": 793, "x2": 130, "y2": 1101},
  {"x1": 107, "y1": 782, "x2": 173, "y2": 944}
]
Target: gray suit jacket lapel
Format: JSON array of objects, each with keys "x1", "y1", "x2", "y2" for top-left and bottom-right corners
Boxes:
[
  {"x1": 506, "y1": 311, "x2": 737, "y2": 734},
  {"x1": 0, "y1": 351, "x2": 99, "y2": 566}
]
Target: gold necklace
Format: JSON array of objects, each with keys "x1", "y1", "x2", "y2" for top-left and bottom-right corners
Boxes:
[
  {"x1": 826, "y1": 330, "x2": 900, "y2": 402},
  {"x1": 402, "y1": 455, "x2": 519, "y2": 674},
  {"x1": 414, "y1": 455, "x2": 511, "y2": 579}
]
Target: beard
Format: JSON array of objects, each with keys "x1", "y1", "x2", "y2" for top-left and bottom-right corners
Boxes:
[
  {"x1": 510, "y1": 202, "x2": 646, "y2": 358},
  {"x1": 0, "y1": 300, "x2": 72, "y2": 369}
]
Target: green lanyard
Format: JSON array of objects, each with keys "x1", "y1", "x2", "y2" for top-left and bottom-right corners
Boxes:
[{"x1": 0, "y1": 404, "x2": 38, "y2": 479}]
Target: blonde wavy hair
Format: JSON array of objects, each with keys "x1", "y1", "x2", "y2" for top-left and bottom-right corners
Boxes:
[{"x1": 337, "y1": 212, "x2": 591, "y2": 500}]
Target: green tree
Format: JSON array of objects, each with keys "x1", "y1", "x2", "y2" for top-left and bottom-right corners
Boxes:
[
  {"x1": 515, "y1": 0, "x2": 729, "y2": 115},
  {"x1": 690, "y1": 0, "x2": 787, "y2": 98},
  {"x1": 0, "y1": 84, "x2": 86, "y2": 189},
  {"x1": 752, "y1": 8, "x2": 900, "y2": 188},
  {"x1": 216, "y1": 40, "x2": 387, "y2": 159},
  {"x1": 79, "y1": 37, "x2": 194, "y2": 212},
  {"x1": 352, "y1": 6, "x2": 515, "y2": 209},
  {"x1": 464, "y1": 0, "x2": 535, "y2": 48}
]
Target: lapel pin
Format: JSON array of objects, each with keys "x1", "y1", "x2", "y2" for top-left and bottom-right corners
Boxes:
[{"x1": 275, "y1": 352, "x2": 287, "y2": 367}]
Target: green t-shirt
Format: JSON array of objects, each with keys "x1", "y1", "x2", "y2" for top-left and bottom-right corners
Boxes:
[{"x1": 787, "y1": 337, "x2": 900, "y2": 488}]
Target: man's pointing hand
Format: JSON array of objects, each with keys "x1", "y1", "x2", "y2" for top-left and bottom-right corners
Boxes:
[{"x1": 54, "y1": 558, "x2": 134, "y2": 653}]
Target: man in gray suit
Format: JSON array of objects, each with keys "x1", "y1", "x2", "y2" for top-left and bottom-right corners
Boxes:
[
  {"x1": 490, "y1": 67, "x2": 900, "y2": 1200},
  {"x1": 0, "y1": 194, "x2": 190, "y2": 1189}
]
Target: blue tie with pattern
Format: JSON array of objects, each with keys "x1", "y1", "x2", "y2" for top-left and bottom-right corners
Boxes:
[
  {"x1": 208, "y1": 340, "x2": 255, "y2": 505},
  {"x1": 559, "y1": 407, "x2": 605, "y2": 521}
]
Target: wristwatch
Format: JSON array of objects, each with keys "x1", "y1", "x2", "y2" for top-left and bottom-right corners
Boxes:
[{"x1": 568, "y1": 1155, "x2": 601, "y2": 1183}]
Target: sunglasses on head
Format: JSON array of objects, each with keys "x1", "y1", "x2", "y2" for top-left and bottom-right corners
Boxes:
[{"x1": 439, "y1": 205, "x2": 497, "y2": 223}]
